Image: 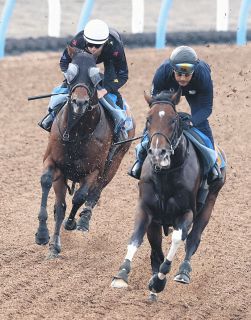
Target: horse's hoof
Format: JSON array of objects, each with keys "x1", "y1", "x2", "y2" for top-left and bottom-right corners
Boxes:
[
  {"x1": 64, "y1": 218, "x2": 77, "y2": 231},
  {"x1": 148, "y1": 274, "x2": 167, "y2": 293},
  {"x1": 35, "y1": 232, "x2": 50, "y2": 245},
  {"x1": 76, "y1": 210, "x2": 92, "y2": 232},
  {"x1": 111, "y1": 278, "x2": 128, "y2": 289},
  {"x1": 148, "y1": 292, "x2": 158, "y2": 303},
  {"x1": 46, "y1": 247, "x2": 60, "y2": 260},
  {"x1": 76, "y1": 225, "x2": 89, "y2": 232},
  {"x1": 174, "y1": 273, "x2": 190, "y2": 284},
  {"x1": 46, "y1": 251, "x2": 59, "y2": 260}
]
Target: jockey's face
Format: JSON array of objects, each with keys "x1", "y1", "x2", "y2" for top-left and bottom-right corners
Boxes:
[
  {"x1": 87, "y1": 43, "x2": 104, "y2": 58},
  {"x1": 174, "y1": 71, "x2": 193, "y2": 87}
]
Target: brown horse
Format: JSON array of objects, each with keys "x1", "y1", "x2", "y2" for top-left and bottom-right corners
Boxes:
[
  {"x1": 111, "y1": 89, "x2": 226, "y2": 301},
  {"x1": 35, "y1": 47, "x2": 135, "y2": 258}
]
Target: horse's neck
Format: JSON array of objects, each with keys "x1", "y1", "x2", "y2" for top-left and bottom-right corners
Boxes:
[{"x1": 63, "y1": 103, "x2": 101, "y2": 135}]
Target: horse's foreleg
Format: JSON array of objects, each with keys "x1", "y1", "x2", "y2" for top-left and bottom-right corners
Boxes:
[
  {"x1": 35, "y1": 167, "x2": 54, "y2": 245},
  {"x1": 176, "y1": 193, "x2": 218, "y2": 283},
  {"x1": 149, "y1": 209, "x2": 193, "y2": 292},
  {"x1": 48, "y1": 177, "x2": 67, "y2": 259},
  {"x1": 111, "y1": 207, "x2": 151, "y2": 289},
  {"x1": 147, "y1": 222, "x2": 164, "y2": 274}
]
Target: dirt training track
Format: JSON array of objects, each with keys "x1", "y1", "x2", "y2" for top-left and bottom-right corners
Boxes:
[{"x1": 0, "y1": 44, "x2": 250, "y2": 320}]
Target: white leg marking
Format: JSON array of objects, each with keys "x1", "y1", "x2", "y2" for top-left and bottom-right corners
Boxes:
[
  {"x1": 166, "y1": 229, "x2": 183, "y2": 261},
  {"x1": 125, "y1": 244, "x2": 138, "y2": 261},
  {"x1": 158, "y1": 229, "x2": 183, "y2": 280}
]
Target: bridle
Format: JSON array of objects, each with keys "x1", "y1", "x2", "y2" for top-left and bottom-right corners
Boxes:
[
  {"x1": 148, "y1": 101, "x2": 182, "y2": 155},
  {"x1": 58, "y1": 83, "x2": 99, "y2": 142}
]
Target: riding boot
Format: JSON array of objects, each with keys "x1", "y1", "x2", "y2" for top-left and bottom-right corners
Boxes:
[
  {"x1": 129, "y1": 160, "x2": 143, "y2": 180},
  {"x1": 38, "y1": 84, "x2": 69, "y2": 132},
  {"x1": 128, "y1": 133, "x2": 149, "y2": 180},
  {"x1": 38, "y1": 112, "x2": 54, "y2": 132}
]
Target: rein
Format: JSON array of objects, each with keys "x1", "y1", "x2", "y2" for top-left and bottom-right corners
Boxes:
[{"x1": 55, "y1": 91, "x2": 100, "y2": 143}]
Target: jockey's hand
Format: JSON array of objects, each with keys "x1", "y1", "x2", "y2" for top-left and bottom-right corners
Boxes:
[{"x1": 97, "y1": 88, "x2": 108, "y2": 99}]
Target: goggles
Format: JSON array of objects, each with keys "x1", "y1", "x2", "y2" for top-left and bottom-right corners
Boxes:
[
  {"x1": 86, "y1": 42, "x2": 103, "y2": 49},
  {"x1": 173, "y1": 63, "x2": 195, "y2": 75}
]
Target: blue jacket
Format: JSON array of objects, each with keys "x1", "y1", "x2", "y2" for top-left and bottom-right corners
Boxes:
[
  {"x1": 59, "y1": 28, "x2": 128, "y2": 93},
  {"x1": 151, "y1": 60, "x2": 213, "y2": 126}
]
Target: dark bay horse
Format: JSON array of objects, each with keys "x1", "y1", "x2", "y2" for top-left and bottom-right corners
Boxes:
[
  {"x1": 111, "y1": 89, "x2": 226, "y2": 301},
  {"x1": 35, "y1": 47, "x2": 135, "y2": 258}
]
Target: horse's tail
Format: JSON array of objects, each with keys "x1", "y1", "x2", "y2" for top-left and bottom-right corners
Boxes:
[{"x1": 66, "y1": 181, "x2": 76, "y2": 195}]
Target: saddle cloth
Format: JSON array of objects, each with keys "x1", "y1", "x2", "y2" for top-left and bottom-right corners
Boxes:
[{"x1": 184, "y1": 127, "x2": 226, "y2": 176}]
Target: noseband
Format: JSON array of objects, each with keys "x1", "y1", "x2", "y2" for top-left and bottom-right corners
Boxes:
[{"x1": 69, "y1": 83, "x2": 96, "y2": 110}]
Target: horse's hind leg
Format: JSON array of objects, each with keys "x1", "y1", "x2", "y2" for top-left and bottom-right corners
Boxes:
[
  {"x1": 76, "y1": 187, "x2": 102, "y2": 231},
  {"x1": 48, "y1": 177, "x2": 67, "y2": 259},
  {"x1": 175, "y1": 191, "x2": 220, "y2": 284},
  {"x1": 35, "y1": 167, "x2": 53, "y2": 245},
  {"x1": 64, "y1": 183, "x2": 92, "y2": 231}
]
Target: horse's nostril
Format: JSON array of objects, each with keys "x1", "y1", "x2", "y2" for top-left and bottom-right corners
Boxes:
[
  {"x1": 148, "y1": 148, "x2": 153, "y2": 155},
  {"x1": 160, "y1": 149, "x2": 167, "y2": 156}
]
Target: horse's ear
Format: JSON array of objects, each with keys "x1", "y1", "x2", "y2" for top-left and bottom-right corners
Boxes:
[
  {"x1": 171, "y1": 87, "x2": 182, "y2": 105},
  {"x1": 144, "y1": 91, "x2": 153, "y2": 107},
  {"x1": 67, "y1": 45, "x2": 76, "y2": 58}
]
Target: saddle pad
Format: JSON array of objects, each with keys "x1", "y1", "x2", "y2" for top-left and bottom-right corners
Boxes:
[
  {"x1": 184, "y1": 129, "x2": 217, "y2": 175},
  {"x1": 215, "y1": 145, "x2": 227, "y2": 169},
  {"x1": 184, "y1": 128, "x2": 226, "y2": 175}
]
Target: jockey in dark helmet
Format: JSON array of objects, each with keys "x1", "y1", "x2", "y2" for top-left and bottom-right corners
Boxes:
[
  {"x1": 38, "y1": 19, "x2": 129, "y2": 141},
  {"x1": 129, "y1": 45, "x2": 222, "y2": 184}
]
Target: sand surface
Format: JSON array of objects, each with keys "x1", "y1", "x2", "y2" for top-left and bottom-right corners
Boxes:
[{"x1": 0, "y1": 43, "x2": 250, "y2": 319}]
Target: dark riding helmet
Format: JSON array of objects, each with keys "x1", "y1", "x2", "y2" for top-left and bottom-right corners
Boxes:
[{"x1": 170, "y1": 46, "x2": 198, "y2": 75}]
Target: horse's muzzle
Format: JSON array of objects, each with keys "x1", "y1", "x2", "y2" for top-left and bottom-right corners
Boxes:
[
  {"x1": 148, "y1": 148, "x2": 171, "y2": 171},
  {"x1": 72, "y1": 99, "x2": 89, "y2": 115}
]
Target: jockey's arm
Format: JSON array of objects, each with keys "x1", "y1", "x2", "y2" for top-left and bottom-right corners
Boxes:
[
  {"x1": 186, "y1": 68, "x2": 213, "y2": 126},
  {"x1": 151, "y1": 63, "x2": 176, "y2": 96},
  {"x1": 59, "y1": 31, "x2": 85, "y2": 72},
  {"x1": 102, "y1": 46, "x2": 128, "y2": 93}
]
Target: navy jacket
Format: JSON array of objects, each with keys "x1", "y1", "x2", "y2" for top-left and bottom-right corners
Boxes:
[
  {"x1": 151, "y1": 60, "x2": 213, "y2": 126},
  {"x1": 60, "y1": 28, "x2": 128, "y2": 93}
]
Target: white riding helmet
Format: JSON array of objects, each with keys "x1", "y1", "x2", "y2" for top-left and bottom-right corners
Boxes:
[{"x1": 83, "y1": 19, "x2": 109, "y2": 45}]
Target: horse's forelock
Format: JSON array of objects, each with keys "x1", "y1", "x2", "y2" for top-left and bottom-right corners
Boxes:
[
  {"x1": 153, "y1": 90, "x2": 175, "y2": 104},
  {"x1": 73, "y1": 51, "x2": 96, "y2": 67}
]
